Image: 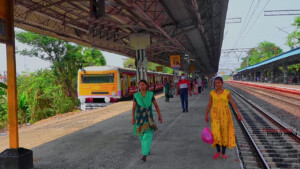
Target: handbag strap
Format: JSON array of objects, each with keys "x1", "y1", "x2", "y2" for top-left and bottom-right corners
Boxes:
[{"x1": 206, "y1": 116, "x2": 210, "y2": 127}]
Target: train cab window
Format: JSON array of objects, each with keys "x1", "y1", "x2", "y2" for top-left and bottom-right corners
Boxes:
[
  {"x1": 81, "y1": 74, "x2": 114, "y2": 83},
  {"x1": 130, "y1": 76, "x2": 136, "y2": 86}
]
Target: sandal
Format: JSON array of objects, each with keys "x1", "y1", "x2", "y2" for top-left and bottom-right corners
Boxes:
[
  {"x1": 141, "y1": 155, "x2": 146, "y2": 162},
  {"x1": 213, "y1": 152, "x2": 220, "y2": 159},
  {"x1": 222, "y1": 154, "x2": 227, "y2": 159}
]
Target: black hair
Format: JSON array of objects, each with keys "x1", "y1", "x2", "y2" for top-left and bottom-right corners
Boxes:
[
  {"x1": 138, "y1": 79, "x2": 148, "y2": 86},
  {"x1": 214, "y1": 76, "x2": 223, "y2": 83},
  {"x1": 138, "y1": 79, "x2": 148, "y2": 90}
]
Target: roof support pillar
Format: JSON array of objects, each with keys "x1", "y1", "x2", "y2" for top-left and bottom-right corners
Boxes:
[
  {"x1": 182, "y1": 62, "x2": 189, "y2": 78},
  {"x1": 130, "y1": 33, "x2": 150, "y2": 83},
  {"x1": 283, "y1": 65, "x2": 288, "y2": 84},
  {"x1": 173, "y1": 68, "x2": 179, "y2": 85},
  {"x1": 270, "y1": 68, "x2": 274, "y2": 83},
  {"x1": 246, "y1": 73, "x2": 250, "y2": 81},
  {"x1": 135, "y1": 49, "x2": 148, "y2": 83},
  {"x1": 0, "y1": 1, "x2": 33, "y2": 169},
  {"x1": 261, "y1": 70, "x2": 266, "y2": 83}
]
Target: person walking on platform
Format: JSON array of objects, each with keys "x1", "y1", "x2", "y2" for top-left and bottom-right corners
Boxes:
[
  {"x1": 132, "y1": 80, "x2": 163, "y2": 162},
  {"x1": 197, "y1": 77, "x2": 202, "y2": 94},
  {"x1": 201, "y1": 78, "x2": 205, "y2": 92},
  {"x1": 193, "y1": 79, "x2": 199, "y2": 95},
  {"x1": 176, "y1": 73, "x2": 192, "y2": 113},
  {"x1": 205, "y1": 76, "x2": 242, "y2": 159},
  {"x1": 164, "y1": 78, "x2": 170, "y2": 102}
]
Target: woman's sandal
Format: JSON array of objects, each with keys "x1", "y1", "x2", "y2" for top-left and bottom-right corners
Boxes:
[
  {"x1": 141, "y1": 155, "x2": 147, "y2": 162},
  {"x1": 213, "y1": 152, "x2": 220, "y2": 159},
  {"x1": 222, "y1": 154, "x2": 227, "y2": 159}
]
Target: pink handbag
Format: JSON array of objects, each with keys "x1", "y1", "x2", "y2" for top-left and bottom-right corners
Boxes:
[{"x1": 201, "y1": 123, "x2": 214, "y2": 144}]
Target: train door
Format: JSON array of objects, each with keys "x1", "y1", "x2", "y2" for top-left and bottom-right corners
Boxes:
[{"x1": 122, "y1": 74, "x2": 128, "y2": 97}]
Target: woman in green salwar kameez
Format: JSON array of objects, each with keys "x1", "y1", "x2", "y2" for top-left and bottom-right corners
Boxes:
[{"x1": 132, "y1": 80, "x2": 163, "y2": 162}]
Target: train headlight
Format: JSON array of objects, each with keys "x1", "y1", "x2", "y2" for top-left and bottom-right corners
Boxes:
[
  {"x1": 104, "y1": 97, "x2": 110, "y2": 103},
  {"x1": 112, "y1": 91, "x2": 116, "y2": 96}
]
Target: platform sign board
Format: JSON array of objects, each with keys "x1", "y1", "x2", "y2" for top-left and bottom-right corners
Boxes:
[
  {"x1": 156, "y1": 66, "x2": 163, "y2": 72},
  {"x1": 170, "y1": 55, "x2": 181, "y2": 68},
  {"x1": 189, "y1": 65, "x2": 196, "y2": 73},
  {"x1": 0, "y1": 0, "x2": 8, "y2": 43}
]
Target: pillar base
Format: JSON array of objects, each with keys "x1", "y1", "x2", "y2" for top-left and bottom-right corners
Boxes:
[{"x1": 0, "y1": 148, "x2": 33, "y2": 169}]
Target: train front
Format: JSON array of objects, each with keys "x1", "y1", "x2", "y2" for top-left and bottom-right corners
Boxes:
[{"x1": 77, "y1": 66, "x2": 121, "y2": 109}]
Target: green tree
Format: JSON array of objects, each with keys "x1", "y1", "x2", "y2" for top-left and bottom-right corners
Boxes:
[
  {"x1": 16, "y1": 31, "x2": 106, "y2": 98},
  {"x1": 286, "y1": 16, "x2": 300, "y2": 49},
  {"x1": 0, "y1": 82, "x2": 8, "y2": 128},
  {"x1": 123, "y1": 58, "x2": 173, "y2": 73},
  {"x1": 238, "y1": 41, "x2": 283, "y2": 70},
  {"x1": 123, "y1": 58, "x2": 136, "y2": 69}
]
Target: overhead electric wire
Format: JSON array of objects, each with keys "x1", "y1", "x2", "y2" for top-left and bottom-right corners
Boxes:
[
  {"x1": 233, "y1": 0, "x2": 261, "y2": 48},
  {"x1": 238, "y1": 0, "x2": 271, "y2": 47},
  {"x1": 232, "y1": 0, "x2": 255, "y2": 48},
  {"x1": 235, "y1": 0, "x2": 262, "y2": 47}
]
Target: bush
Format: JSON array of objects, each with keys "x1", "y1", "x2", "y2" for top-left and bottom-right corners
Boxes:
[
  {"x1": 0, "y1": 83, "x2": 8, "y2": 128},
  {"x1": 17, "y1": 69, "x2": 78, "y2": 123}
]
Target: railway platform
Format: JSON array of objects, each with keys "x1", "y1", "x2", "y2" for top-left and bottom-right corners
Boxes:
[
  {"x1": 0, "y1": 90, "x2": 242, "y2": 169},
  {"x1": 228, "y1": 80, "x2": 300, "y2": 94}
]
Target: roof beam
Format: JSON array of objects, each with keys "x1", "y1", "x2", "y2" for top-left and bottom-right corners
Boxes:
[
  {"x1": 30, "y1": 0, "x2": 88, "y2": 12},
  {"x1": 130, "y1": 2, "x2": 189, "y2": 54}
]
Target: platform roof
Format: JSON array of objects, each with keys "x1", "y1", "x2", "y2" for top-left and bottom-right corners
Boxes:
[
  {"x1": 238, "y1": 47, "x2": 300, "y2": 73},
  {"x1": 13, "y1": 0, "x2": 228, "y2": 74}
]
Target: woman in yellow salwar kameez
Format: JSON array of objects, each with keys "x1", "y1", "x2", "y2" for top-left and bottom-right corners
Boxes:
[{"x1": 205, "y1": 77, "x2": 242, "y2": 159}]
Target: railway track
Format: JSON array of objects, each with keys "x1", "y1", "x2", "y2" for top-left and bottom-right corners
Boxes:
[
  {"x1": 226, "y1": 85, "x2": 300, "y2": 169},
  {"x1": 228, "y1": 82, "x2": 300, "y2": 109}
]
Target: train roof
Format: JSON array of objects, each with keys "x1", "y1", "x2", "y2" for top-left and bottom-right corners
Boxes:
[{"x1": 79, "y1": 66, "x2": 173, "y2": 75}]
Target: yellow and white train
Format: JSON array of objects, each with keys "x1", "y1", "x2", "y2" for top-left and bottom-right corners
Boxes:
[{"x1": 78, "y1": 66, "x2": 173, "y2": 104}]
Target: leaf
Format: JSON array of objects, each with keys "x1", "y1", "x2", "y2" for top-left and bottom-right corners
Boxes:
[{"x1": 0, "y1": 82, "x2": 7, "y2": 89}]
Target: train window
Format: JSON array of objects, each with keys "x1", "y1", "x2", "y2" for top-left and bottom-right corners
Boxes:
[
  {"x1": 130, "y1": 76, "x2": 136, "y2": 86},
  {"x1": 81, "y1": 74, "x2": 114, "y2": 83},
  {"x1": 150, "y1": 76, "x2": 153, "y2": 84}
]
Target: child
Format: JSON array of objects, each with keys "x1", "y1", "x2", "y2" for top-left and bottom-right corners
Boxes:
[{"x1": 205, "y1": 76, "x2": 242, "y2": 159}]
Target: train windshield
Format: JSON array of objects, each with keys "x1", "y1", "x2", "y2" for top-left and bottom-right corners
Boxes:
[{"x1": 81, "y1": 74, "x2": 114, "y2": 84}]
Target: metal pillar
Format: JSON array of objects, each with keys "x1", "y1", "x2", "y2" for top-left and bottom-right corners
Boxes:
[
  {"x1": 261, "y1": 70, "x2": 265, "y2": 82},
  {"x1": 270, "y1": 68, "x2": 274, "y2": 83},
  {"x1": 136, "y1": 49, "x2": 148, "y2": 82},
  {"x1": 173, "y1": 68, "x2": 179, "y2": 83},
  {"x1": 129, "y1": 33, "x2": 150, "y2": 84},
  {"x1": 191, "y1": 72, "x2": 196, "y2": 81},
  {"x1": 258, "y1": 71, "x2": 262, "y2": 82},
  {"x1": 173, "y1": 68, "x2": 179, "y2": 94},
  {"x1": 283, "y1": 65, "x2": 288, "y2": 84},
  {"x1": 182, "y1": 62, "x2": 189, "y2": 78}
]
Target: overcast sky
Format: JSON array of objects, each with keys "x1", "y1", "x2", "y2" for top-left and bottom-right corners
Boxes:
[
  {"x1": 0, "y1": 0, "x2": 299, "y2": 74},
  {"x1": 219, "y1": 0, "x2": 299, "y2": 72}
]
